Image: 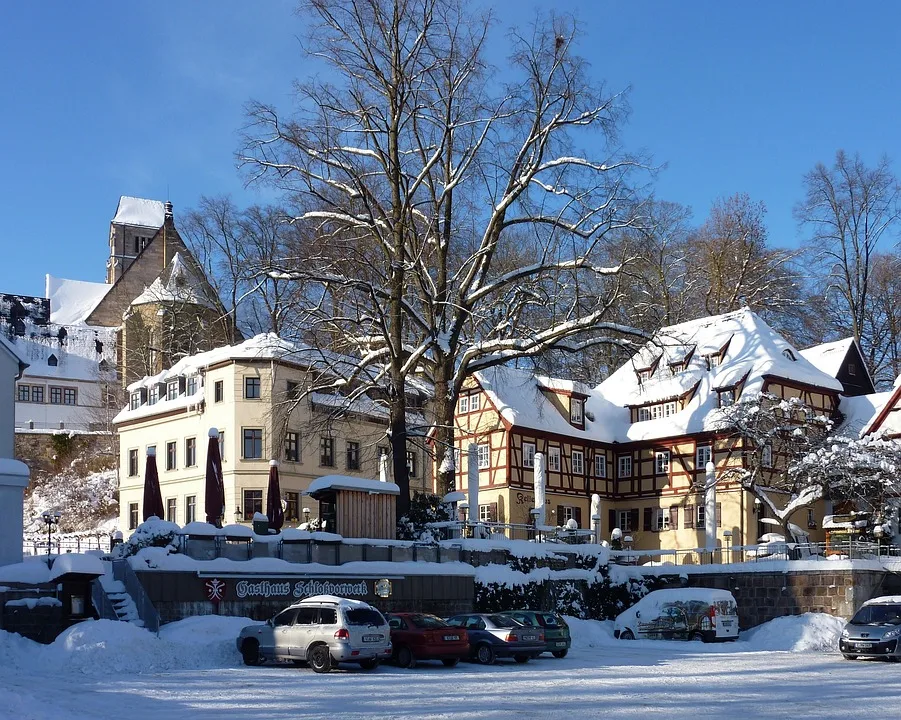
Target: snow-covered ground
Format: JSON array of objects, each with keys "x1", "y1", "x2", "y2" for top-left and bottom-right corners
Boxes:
[{"x1": 2, "y1": 613, "x2": 898, "y2": 719}]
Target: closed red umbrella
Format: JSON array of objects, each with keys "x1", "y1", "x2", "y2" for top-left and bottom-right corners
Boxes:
[
  {"x1": 205, "y1": 428, "x2": 225, "y2": 527},
  {"x1": 142, "y1": 447, "x2": 165, "y2": 521},
  {"x1": 266, "y1": 460, "x2": 285, "y2": 531}
]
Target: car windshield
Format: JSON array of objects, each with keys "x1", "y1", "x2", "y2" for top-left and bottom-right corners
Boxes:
[
  {"x1": 345, "y1": 608, "x2": 385, "y2": 626},
  {"x1": 489, "y1": 615, "x2": 522, "y2": 628},
  {"x1": 410, "y1": 614, "x2": 448, "y2": 629},
  {"x1": 851, "y1": 604, "x2": 901, "y2": 625}
]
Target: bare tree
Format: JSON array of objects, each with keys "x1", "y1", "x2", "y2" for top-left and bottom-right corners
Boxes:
[{"x1": 241, "y1": 0, "x2": 651, "y2": 509}]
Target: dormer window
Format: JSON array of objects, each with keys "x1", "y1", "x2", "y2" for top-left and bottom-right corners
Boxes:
[
  {"x1": 47, "y1": 354, "x2": 58, "y2": 367},
  {"x1": 130, "y1": 392, "x2": 141, "y2": 411},
  {"x1": 637, "y1": 369, "x2": 653, "y2": 383},
  {"x1": 706, "y1": 354, "x2": 721, "y2": 370},
  {"x1": 148, "y1": 385, "x2": 159, "y2": 406},
  {"x1": 782, "y1": 349, "x2": 796, "y2": 361},
  {"x1": 166, "y1": 379, "x2": 179, "y2": 401},
  {"x1": 570, "y1": 398, "x2": 584, "y2": 425},
  {"x1": 848, "y1": 362, "x2": 857, "y2": 376},
  {"x1": 718, "y1": 388, "x2": 736, "y2": 407}
]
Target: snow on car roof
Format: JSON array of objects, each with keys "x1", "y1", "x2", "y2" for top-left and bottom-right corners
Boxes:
[
  {"x1": 640, "y1": 588, "x2": 737, "y2": 601},
  {"x1": 296, "y1": 595, "x2": 373, "y2": 608},
  {"x1": 861, "y1": 595, "x2": 901, "y2": 606}
]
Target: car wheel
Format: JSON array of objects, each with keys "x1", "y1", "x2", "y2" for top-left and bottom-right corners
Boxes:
[
  {"x1": 241, "y1": 639, "x2": 261, "y2": 666},
  {"x1": 475, "y1": 643, "x2": 496, "y2": 665},
  {"x1": 359, "y1": 658, "x2": 379, "y2": 670},
  {"x1": 690, "y1": 632, "x2": 706, "y2": 643},
  {"x1": 842, "y1": 654, "x2": 858, "y2": 661},
  {"x1": 513, "y1": 654, "x2": 530, "y2": 664},
  {"x1": 552, "y1": 649, "x2": 568, "y2": 659},
  {"x1": 619, "y1": 629, "x2": 635, "y2": 641},
  {"x1": 396, "y1": 646, "x2": 417, "y2": 669},
  {"x1": 308, "y1": 644, "x2": 332, "y2": 673},
  {"x1": 442, "y1": 658, "x2": 460, "y2": 668}
]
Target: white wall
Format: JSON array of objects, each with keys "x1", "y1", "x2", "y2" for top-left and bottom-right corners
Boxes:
[
  {"x1": 14, "y1": 377, "x2": 102, "y2": 431},
  {"x1": 0, "y1": 349, "x2": 17, "y2": 458}
]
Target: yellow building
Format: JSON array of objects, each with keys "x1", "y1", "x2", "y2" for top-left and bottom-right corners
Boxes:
[{"x1": 115, "y1": 334, "x2": 430, "y2": 533}]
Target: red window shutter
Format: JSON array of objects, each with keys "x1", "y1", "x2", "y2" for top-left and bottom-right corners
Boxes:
[
  {"x1": 489, "y1": 502, "x2": 498, "y2": 523},
  {"x1": 574, "y1": 507, "x2": 582, "y2": 526},
  {"x1": 669, "y1": 505, "x2": 679, "y2": 530},
  {"x1": 716, "y1": 502, "x2": 722, "y2": 528},
  {"x1": 684, "y1": 504, "x2": 694, "y2": 529},
  {"x1": 608, "y1": 508, "x2": 616, "y2": 532},
  {"x1": 629, "y1": 508, "x2": 639, "y2": 533},
  {"x1": 643, "y1": 507, "x2": 653, "y2": 532}
]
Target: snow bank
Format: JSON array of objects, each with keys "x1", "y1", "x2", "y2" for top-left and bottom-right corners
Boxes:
[
  {"x1": 49, "y1": 553, "x2": 104, "y2": 580},
  {"x1": 740, "y1": 612, "x2": 845, "y2": 653}
]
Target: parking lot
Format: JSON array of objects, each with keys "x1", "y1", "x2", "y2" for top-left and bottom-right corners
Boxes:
[{"x1": 3, "y1": 638, "x2": 900, "y2": 720}]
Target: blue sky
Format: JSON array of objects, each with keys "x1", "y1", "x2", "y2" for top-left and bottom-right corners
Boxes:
[{"x1": 2, "y1": 1, "x2": 900, "y2": 298}]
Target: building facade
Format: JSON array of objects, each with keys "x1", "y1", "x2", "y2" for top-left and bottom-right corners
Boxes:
[{"x1": 115, "y1": 335, "x2": 431, "y2": 533}]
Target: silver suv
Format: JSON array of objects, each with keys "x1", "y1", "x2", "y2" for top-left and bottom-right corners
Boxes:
[
  {"x1": 236, "y1": 595, "x2": 392, "y2": 672},
  {"x1": 840, "y1": 596, "x2": 901, "y2": 661}
]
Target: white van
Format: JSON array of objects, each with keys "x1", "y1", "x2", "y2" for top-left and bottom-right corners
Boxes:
[{"x1": 614, "y1": 588, "x2": 739, "y2": 642}]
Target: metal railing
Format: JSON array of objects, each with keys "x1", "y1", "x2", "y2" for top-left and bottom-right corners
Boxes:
[
  {"x1": 112, "y1": 559, "x2": 160, "y2": 634},
  {"x1": 426, "y1": 521, "x2": 599, "y2": 544},
  {"x1": 23, "y1": 534, "x2": 113, "y2": 557},
  {"x1": 90, "y1": 579, "x2": 120, "y2": 622}
]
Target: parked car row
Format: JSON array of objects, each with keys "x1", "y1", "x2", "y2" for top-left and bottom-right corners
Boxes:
[{"x1": 235, "y1": 595, "x2": 572, "y2": 673}]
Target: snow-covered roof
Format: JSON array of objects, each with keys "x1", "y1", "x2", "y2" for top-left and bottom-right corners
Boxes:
[
  {"x1": 838, "y1": 392, "x2": 891, "y2": 437},
  {"x1": 305, "y1": 475, "x2": 400, "y2": 496},
  {"x1": 14, "y1": 324, "x2": 117, "y2": 383},
  {"x1": 0, "y1": 333, "x2": 29, "y2": 375},
  {"x1": 112, "y1": 196, "x2": 165, "y2": 228},
  {"x1": 48, "y1": 553, "x2": 105, "y2": 580},
  {"x1": 46, "y1": 275, "x2": 112, "y2": 326},
  {"x1": 130, "y1": 252, "x2": 217, "y2": 309},
  {"x1": 799, "y1": 338, "x2": 856, "y2": 379}
]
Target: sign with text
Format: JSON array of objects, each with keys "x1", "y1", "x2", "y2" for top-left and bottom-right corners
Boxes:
[{"x1": 204, "y1": 578, "x2": 371, "y2": 601}]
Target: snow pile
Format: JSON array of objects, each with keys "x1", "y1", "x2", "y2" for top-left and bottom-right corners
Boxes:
[
  {"x1": 565, "y1": 616, "x2": 618, "y2": 648},
  {"x1": 740, "y1": 612, "x2": 845, "y2": 653}
]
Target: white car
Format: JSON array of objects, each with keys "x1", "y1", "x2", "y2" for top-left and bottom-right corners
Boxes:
[{"x1": 614, "y1": 588, "x2": 739, "y2": 643}]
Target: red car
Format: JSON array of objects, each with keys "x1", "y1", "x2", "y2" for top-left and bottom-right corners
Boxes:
[{"x1": 386, "y1": 613, "x2": 469, "y2": 668}]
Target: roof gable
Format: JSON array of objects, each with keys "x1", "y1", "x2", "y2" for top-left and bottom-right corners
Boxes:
[{"x1": 800, "y1": 337, "x2": 875, "y2": 396}]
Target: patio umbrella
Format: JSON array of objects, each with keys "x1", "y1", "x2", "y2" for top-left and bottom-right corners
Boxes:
[
  {"x1": 266, "y1": 460, "x2": 285, "y2": 531},
  {"x1": 205, "y1": 428, "x2": 225, "y2": 527},
  {"x1": 142, "y1": 447, "x2": 164, "y2": 521}
]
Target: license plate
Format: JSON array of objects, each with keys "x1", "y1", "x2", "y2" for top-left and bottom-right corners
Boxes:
[
  {"x1": 522, "y1": 635, "x2": 537, "y2": 641},
  {"x1": 363, "y1": 634, "x2": 382, "y2": 643},
  {"x1": 856, "y1": 642, "x2": 873, "y2": 649},
  {"x1": 443, "y1": 635, "x2": 460, "y2": 641},
  {"x1": 721, "y1": 620, "x2": 734, "y2": 626},
  {"x1": 555, "y1": 641, "x2": 567, "y2": 647}
]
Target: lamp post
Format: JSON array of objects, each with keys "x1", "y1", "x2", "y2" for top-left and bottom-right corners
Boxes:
[
  {"x1": 529, "y1": 508, "x2": 542, "y2": 542},
  {"x1": 723, "y1": 529, "x2": 733, "y2": 564},
  {"x1": 41, "y1": 510, "x2": 61, "y2": 564},
  {"x1": 458, "y1": 500, "x2": 469, "y2": 538},
  {"x1": 302, "y1": 507, "x2": 311, "y2": 527},
  {"x1": 234, "y1": 506, "x2": 242, "y2": 524},
  {"x1": 874, "y1": 524, "x2": 885, "y2": 557}
]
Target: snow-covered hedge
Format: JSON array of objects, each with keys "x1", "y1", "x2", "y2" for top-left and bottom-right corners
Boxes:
[
  {"x1": 117, "y1": 518, "x2": 180, "y2": 558},
  {"x1": 397, "y1": 492, "x2": 451, "y2": 542}
]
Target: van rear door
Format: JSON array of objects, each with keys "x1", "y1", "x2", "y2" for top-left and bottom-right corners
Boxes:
[{"x1": 714, "y1": 599, "x2": 739, "y2": 639}]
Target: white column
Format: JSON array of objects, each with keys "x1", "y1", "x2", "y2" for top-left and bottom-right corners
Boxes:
[
  {"x1": 467, "y1": 443, "x2": 479, "y2": 521},
  {"x1": 705, "y1": 460, "x2": 717, "y2": 551},
  {"x1": 378, "y1": 452, "x2": 389, "y2": 483},
  {"x1": 533, "y1": 452, "x2": 546, "y2": 528},
  {"x1": 591, "y1": 493, "x2": 601, "y2": 544}
]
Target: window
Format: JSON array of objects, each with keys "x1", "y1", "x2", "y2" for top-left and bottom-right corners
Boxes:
[
  {"x1": 47, "y1": 354, "x2": 58, "y2": 367},
  {"x1": 458, "y1": 395, "x2": 470, "y2": 414},
  {"x1": 782, "y1": 349, "x2": 796, "y2": 361},
  {"x1": 663, "y1": 401, "x2": 677, "y2": 417},
  {"x1": 185, "y1": 437, "x2": 197, "y2": 467},
  {"x1": 166, "y1": 380, "x2": 178, "y2": 401},
  {"x1": 63, "y1": 388, "x2": 77, "y2": 405},
  {"x1": 128, "y1": 449, "x2": 139, "y2": 477},
  {"x1": 405, "y1": 449, "x2": 417, "y2": 477},
  {"x1": 572, "y1": 450, "x2": 585, "y2": 475},
  {"x1": 469, "y1": 393, "x2": 480, "y2": 412},
  {"x1": 166, "y1": 498, "x2": 177, "y2": 523},
  {"x1": 243, "y1": 489, "x2": 263, "y2": 521},
  {"x1": 561, "y1": 506, "x2": 576, "y2": 524},
  {"x1": 31, "y1": 386, "x2": 44, "y2": 403},
  {"x1": 617, "y1": 509, "x2": 632, "y2": 532},
  {"x1": 638, "y1": 407, "x2": 651, "y2": 422},
  {"x1": 214, "y1": 380, "x2": 224, "y2": 403},
  {"x1": 547, "y1": 447, "x2": 560, "y2": 472},
  {"x1": 244, "y1": 376, "x2": 261, "y2": 399},
  {"x1": 707, "y1": 354, "x2": 721, "y2": 369},
  {"x1": 166, "y1": 441, "x2": 177, "y2": 470},
  {"x1": 133, "y1": 237, "x2": 140, "y2": 254},
  {"x1": 185, "y1": 495, "x2": 196, "y2": 524},
  {"x1": 522, "y1": 442, "x2": 536, "y2": 468},
  {"x1": 655, "y1": 450, "x2": 670, "y2": 475},
  {"x1": 477, "y1": 444, "x2": 490, "y2": 469},
  {"x1": 637, "y1": 369, "x2": 652, "y2": 382},
  {"x1": 243, "y1": 429, "x2": 263, "y2": 459},
  {"x1": 285, "y1": 492, "x2": 299, "y2": 522},
  {"x1": 128, "y1": 503, "x2": 139, "y2": 530},
  {"x1": 50, "y1": 387, "x2": 62, "y2": 404},
  {"x1": 761, "y1": 442, "x2": 773, "y2": 468},
  {"x1": 148, "y1": 385, "x2": 159, "y2": 406},
  {"x1": 848, "y1": 362, "x2": 857, "y2": 376},
  {"x1": 594, "y1": 454, "x2": 606, "y2": 478},
  {"x1": 285, "y1": 432, "x2": 300, "y2": 462},
  {"x1": 218, "y1": 429, "x2": 225, "y2": 462},
  {"x1": 618, "y1": 455, "x2": 632, "y2": 478},
  {"x1": 654, "y1": 507, "x2": 670, "y2": 531},
  {"x1": 347, "y1": 441, "x2": 361, "y2": 470},
  {"x1": 696, "y1": 445, "x2": 712, "y2": 469},
  {"x1": 696, "y1": 504, "x2": 706, "y2": 530},
  {"x1": 130, "y1": 392, "x2": 140, "y2": 410},
  {"x1": 570, "y1": 398, "x2": 584, "y2": 424},
  {"x1": 286, "y1": 380, "x2": 300, "y2": 400},
  {"x1": 719, "y1": 388, "x2": 735, "y2": 407},
  {"x1": 187, "y1": 376, "x2": 198, "y2": 396},
  {"x1": 17, "y1": 385, "x2": 30, "y2": 402},
  {"x1": 320, "y1": 437, "x2": 335, "y2": 466},
  {"x1": 478, "y1": 503, "x2": 498, "y2": 523}
]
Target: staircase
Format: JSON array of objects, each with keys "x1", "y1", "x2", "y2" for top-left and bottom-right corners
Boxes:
[{"x1": 98, "y1": 575, "x2": 144, "y2": 627}]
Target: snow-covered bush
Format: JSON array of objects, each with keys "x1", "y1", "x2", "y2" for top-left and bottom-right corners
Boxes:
[
  {"x1": 117, "y1": 518, "x2": 180, "y2": 558},
  {"x1": 475, "y1": 578, "x2": 545, "y2": 613},
  {"x1": 396, "y1": 492, "x2": 451, "y2": 542}
]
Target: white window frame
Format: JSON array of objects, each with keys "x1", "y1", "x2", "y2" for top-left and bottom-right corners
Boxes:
[
  {"x1": 663, "y1": 401, "x2": 677, "y2": 417},
  {"x1": 522, "y1": 442, "x2": 536, "y2": 468},
  {"x1": 166, "y1": 380, "x2": 178, "y2": 401},
  {"x1": 570, "y1": 398, "x2": 583, "y2": 424},
  {"x1": 696, "y1": 504, "x2": 706, "y2": 530},
  {"x1": 638, "y1": 369, "x2": 652, "y2": 382},
  {"x1": 572, "y1": 450, "x2": 584, "y2": 475},
  {"x1": 548, "y1": 447, "x2": 561, "y2": 472},
  {"x1": 651, "y1": 404, "x2": 663, "y2": 420},
  {"x1": 654, "y1": 507, "x2": 670, "y2": 531},
  {"x1": 655, "y1": 450, "x2": 670, "y2": 475},
  {"x1": 618, "y1": 455, "x2": 632, "y2": 478},
  {"x1": 477, "y1": 443, "x2": 490, "y2": 469},
  {"x1": 469, "y1": 393, "x2": 480, "y2": 412},
  {"x1": 478, "y1": 504, "x2": 492, "y2": 523},
  {"x1": 458, "y1": 395, "x2": 469, "y2": 414},
  {"x1": 719, "y1": 388, "x2": 735, "y2": 407},
  {"x1": 638, "y1": 407, "x2": 651, "y2": 422},
  {"x1": 617, "y1": 509, "x2": 632, "y2": 532},
  {"x1": 561, "y1": 506, "x2": 576, "y2": 523},
  {"x1": 594, "y1": 454, "x2": 606, "y2": 478},
  {"x1": 696, "y1": 445, "x2": 712, "y2": 469}
]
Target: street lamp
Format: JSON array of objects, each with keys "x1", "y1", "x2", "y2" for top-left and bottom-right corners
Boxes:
[
  {"x1": 302, "y1": 507, "x2": 311, "y2": 525},
  {"x1": 234, "y1": 506, "x2": 242, "y2": 523},
  {"x1": 41, "y1": 510, "x2": 61, "y2": 563},
  {"x1": 458, "y1": 500, "x2": 469, "y2": 538},
  {"x1": 723, "y1": 529, "x2": 733, "y2": 563},
  {"x1": 874, "y1": 524, "x2": 885, "y2": 556}
]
